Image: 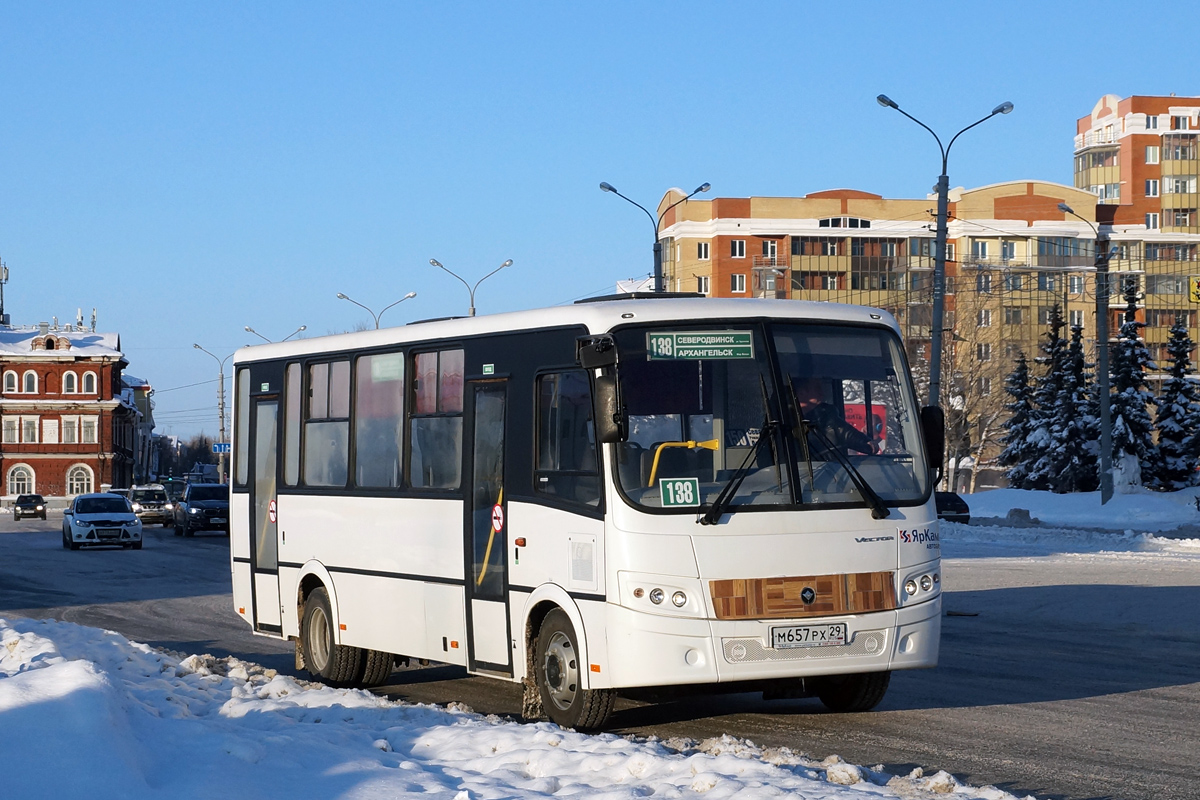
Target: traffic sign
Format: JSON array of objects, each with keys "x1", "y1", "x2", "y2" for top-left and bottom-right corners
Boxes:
[{"x1": 212, "y1": 442, "x2": 231, "y2": 454}]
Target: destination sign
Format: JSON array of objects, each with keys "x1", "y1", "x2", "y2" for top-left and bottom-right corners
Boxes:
[{"x1": 647, "y1": 331, "x2": 754, "y2": 360}]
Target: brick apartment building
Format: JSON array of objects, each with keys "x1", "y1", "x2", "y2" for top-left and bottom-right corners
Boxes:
[{"x1": 1, "y1": 320, "x2": 138, "y2": 498}]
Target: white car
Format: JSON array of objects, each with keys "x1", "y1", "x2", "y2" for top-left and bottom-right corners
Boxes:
[{"x1": 62, "y1": 493, "x2": 143, "y2": 550}]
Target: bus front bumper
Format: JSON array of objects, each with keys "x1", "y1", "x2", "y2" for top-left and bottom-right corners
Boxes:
[{"x1": 600, "y1": 596, "x2": 940, "y2": 689}]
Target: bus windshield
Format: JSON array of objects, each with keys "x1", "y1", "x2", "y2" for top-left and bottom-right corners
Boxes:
[{"x1": 611, "y1": 321, "x2": 929, "y2": 513}]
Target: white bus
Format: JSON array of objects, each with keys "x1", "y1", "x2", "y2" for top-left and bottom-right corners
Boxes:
[{"x1": 230, "y1": 296, "x2": 944, "y2": 730}]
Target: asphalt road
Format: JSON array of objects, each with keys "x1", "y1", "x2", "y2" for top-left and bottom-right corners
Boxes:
[{"x1": 2, "y1": 513, "x2": 1198, "y2": 800}]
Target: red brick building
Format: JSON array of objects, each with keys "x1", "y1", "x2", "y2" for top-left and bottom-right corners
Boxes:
[{"x1": 1, "y1": 321, "x2": 137, "y2": 498}]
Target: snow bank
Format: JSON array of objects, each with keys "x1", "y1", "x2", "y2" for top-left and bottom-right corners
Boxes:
[{"x1": 0, "y1": 617, "x2": 1032, "y2": 800}]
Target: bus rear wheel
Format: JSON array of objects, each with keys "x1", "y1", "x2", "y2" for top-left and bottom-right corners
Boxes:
[
  {"x1": 300, "y1": 587, "x2": 362, "y2": 687},
  {"x1": 816, "y1": 670, "x2": 891, "y2": 712},
  {"x1": 535, "y1": 609, "x2": 614, "y2": 731}
]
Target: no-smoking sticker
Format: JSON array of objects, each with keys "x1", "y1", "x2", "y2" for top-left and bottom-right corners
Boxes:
[
  {"x1": 268, "y1": 499, "x2": 277, "y2": 524},
  {"x1": 491, "y1": 503, "x2": 504, "y2": 533}
]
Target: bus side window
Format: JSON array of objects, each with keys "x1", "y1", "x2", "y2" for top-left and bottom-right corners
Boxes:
[
  {"x1": 354, "y1": 352, "x2": 405, "y2": 488},
  {"x1": 284, "y1": 363, "x2": 301, "y2": 486},
  {"x1": 303, "y1": 360, "x2": 350, "y2": 487},
  {"x1": 234, "y1": 368, "x2": 250, "y2": 486},
  {"x1": 535, "y1": 371, "x2": 599, "y2": 507},
  {"x1": 409, "y1": 349, "x2": 464, "y2": 489}
]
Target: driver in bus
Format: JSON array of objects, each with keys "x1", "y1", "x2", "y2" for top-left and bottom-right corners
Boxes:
[{"x1": 793, "y1": 377, "x2": 877, "y2": 455}]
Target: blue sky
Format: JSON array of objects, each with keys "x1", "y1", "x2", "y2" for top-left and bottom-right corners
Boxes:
[{"x1": 1, "y1": 1, "x2": 1193, "y2": 438}]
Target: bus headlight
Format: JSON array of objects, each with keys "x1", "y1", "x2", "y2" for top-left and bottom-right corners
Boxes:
[
  {"x1": 649, "y1": 588, "x2": 665, "y2": 605},
  {"x1": 904, "y1": 579, "x2": 918, "y2": 596},
  {"x1": 920, "y1": 575, "x2": 933, "y2": 592},
  {"x1": 671, "y1": 591, "x2": 687, "y2": 607}
]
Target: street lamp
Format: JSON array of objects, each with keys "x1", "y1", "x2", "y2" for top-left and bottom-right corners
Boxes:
[
  {"x1": 599, "y1": 181, "x2": 711, "y2": 293},
  {"x1": 877, "y1": 95, "x2": 1013, "y2": 410},
  {"x1": 193, "y1": 344, "x2": 233, "y2": 484},
  {"x1": 428, "y1": 259, "x2": 512, "y2": 317},
  {"x1": 1059, "y1": 201, "x2": 1114, "y2": 505},
  {"x1": 244, "y1": 324, "x2": 307, "y2": 343},
  {"x1": 335, "y1": 291, "x2": 417, "y2": 329}
]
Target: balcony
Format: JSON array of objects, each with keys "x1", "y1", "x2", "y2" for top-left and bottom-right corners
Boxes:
[{"x1": 1074, "y1": 132, "x2": 1120, "y2": 150}]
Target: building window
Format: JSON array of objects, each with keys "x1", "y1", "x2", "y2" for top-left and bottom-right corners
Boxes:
[
  {"x1": 976, "y1": 272, "x2": 993, "y2": 293},
  {"x1": 1147, "y1": 115, "x2": 1159, "y2": 130},
  {"x1": 696, "y1": 275, "x2": 710, "y2": 295},
  {"x1": 819, "y1": 217, "x2": 870, "y2": 229},
  {"x1": 2, "y1": 372, "x2": 15, "y2": 393},
  {"x1": 1001, "y1": 241, "x2": 1015, "y2": 261},
  {"x1": 972, "y1": 241, "x2": 989, "y2": 259},
  {"x1": 81, "y1": 418, "x2": 97, "y2": 444},
  {"x1": 1005, "y1": 343, "x2": 1022, "y2": 360},
  {"x1": 976, "y1": 343, "x2": 992, "y2": 362},
  {"x1": 910, "y1": 239, "x2": 933, "y2": 258},
  {"x1": 1037, "y1": 307, "x2": 1054, "y2": 326},
  {"x1": 1003, "y1": 273, "x2": 1024, "y2": 292},
  {"x1": 730, "y1": 240, "x2": 745, "y2": 258},
  {"x1": 409, "y1": 349, "x2": 464, "y2": 489},
  {"x1": 6, "y1": 464, "x2": 34, "y2": 495},
  {"x1": 1173, "y1": 115, "x2": 1190, "y2": 130},
  {"x1": 978, "y1": 309, "x2": 992, "y2": 327},
  {"x1": 1146, "y1": 145, "x2": 1160, "y2": 164},
  {"x1": 1003, "y1": 307, "x2": 1024, "y2": 325},
  {"x1": 762, "y1": 240, "x2": 778, "y2": 258},
  {"x1": 66, "y1": 465, "x2": 93, "y2": 495},
  {"x1": 1070, "y1": 309, "x2": 1084, "y2": 328},
  {"x1": 1036, "y1": 273, "x2": 1058, "y2": 292},
  {"x1": 729, "y1": 274, "x2": 745, "y2": 293},
  {"x1": 2, "y1": 418, "x2": 16, "y2": 443},
  {"x1": 22, "y1": 371, "x2": 37, "y2": 394},
  {"x1": 62, "y1": 372, "x2": 77, "y2": 393},
  {"x1": 697, "y1": 242, "x2": 710, "y2": 260},
  {"x1": 22, "y1": 418, "x2": 38, "y2": 443},
  {"x1": 1146, "y1": 179, "x2": 1160, "y2": 197},
  {"x1": 1146, "y1": 213, "x2": 1160, "y2": 229},
  {"x1": 1069, "y1": 275, "x2": 1085, "y2": 294},
  {"x1": 1168, "y1": 177, "x2": 1197, "y2": 194},
  {"x1": 83, "y1": 372, "x2": 97, "y2": 394},
  {"x1": 62, "y1": 417, "x2": 78, "y2": 444},
  {"x1": 1172, "y1": 209, "x2": 1194, "y2": 226},
  {"x1": 535, "y1": 371, "x2": 599, "y2": 507},
  {"x1": 977, "y1": 377, "x2": 992, "y2": 396}
]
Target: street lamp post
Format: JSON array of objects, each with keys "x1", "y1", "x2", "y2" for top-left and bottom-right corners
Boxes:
[
  {"x1": 877, "y1": 95, "x2": 1013, "y2": 410},
  {"x1": 244, "y1": 324, "x2": 307, "y2": 343},
  {"x1": 335, "y1": 292, "x2": 417, "y2": 329},
  {"x1": 599, "y1": 181, "x2": 711, "y2": 292},
  {"x1": 428, "y1": 259, "x2": 512, "y2": 317},
  {"x1": 1059, "y1": 202, "x2": 1114, "y2": 505},
  {"x1": 193, "y1": 344, "x2": 233, "y2": 484}
]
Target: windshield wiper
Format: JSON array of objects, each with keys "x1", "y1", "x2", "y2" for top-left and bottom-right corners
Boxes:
[
  {"x1": 698, "y1": 418, "x2": 775, "y2": 526},
  {"x1": 802, "y1": 422, "x2": 890, "y2": 519}
]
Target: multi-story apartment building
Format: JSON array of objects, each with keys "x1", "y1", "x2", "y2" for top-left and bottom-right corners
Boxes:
[
  {"x1": 1, "y1": 320, "x2": 139, "y2": 498},
  {"x1": 656, "y1": 180, "x2": 1112, "y2": 362}
]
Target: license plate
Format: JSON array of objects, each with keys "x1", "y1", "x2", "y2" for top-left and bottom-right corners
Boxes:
[
  {"x1": 770, "y1": 623, "x2": 847, "y2": 649},
  {"x1": 212, "y1": 518, "x2": 226, "y2": 525}
]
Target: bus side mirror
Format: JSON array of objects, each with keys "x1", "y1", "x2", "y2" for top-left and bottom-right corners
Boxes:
[
  {"x1": 593, "y1": 374, "x2": 626, "y2": 444},
  {"x1": 577, "y1": 335, "x2": 617, "y2": 369},
  {"x1": 920, "y1": 405, "x2": 945, "y2": 481}
]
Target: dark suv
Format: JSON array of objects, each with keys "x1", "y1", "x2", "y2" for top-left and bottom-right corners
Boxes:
[
  {"x1": 173, "y1": 483, "x2": 230, "y2": 537},
  {"x1": 13, "y1": 494, "x2": 47, "y2": 521}
]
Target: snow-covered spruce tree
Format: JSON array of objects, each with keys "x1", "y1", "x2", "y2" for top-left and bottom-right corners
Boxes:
[
  {"x1": 998, "y1": 352, "x2": 1037, "y2": 489},
  {"x1": 1108, "y1": 278, "x2": 1158, "y2": 490},
  {"x1": 1147, "y1": 315, "x2": 1200, "y2": 490},
  {"x1": 1025, "y1": 304, "x2": 1067, "y2": 490},
  {"x1": 1048, "y1": 324, "x2": 1099, "y2": 492}
]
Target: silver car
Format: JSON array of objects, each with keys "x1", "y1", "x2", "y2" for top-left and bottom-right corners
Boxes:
[{"x1": 62, "y1": 493, "x2": 143, "y2": 550}]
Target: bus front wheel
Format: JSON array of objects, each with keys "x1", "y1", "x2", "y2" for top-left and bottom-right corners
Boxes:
[
  {"x1": 535, "y1": 609, "x2": 614, "y2": 731},
  {"x1": 816, "y1": 670, "x2": 891, "y2": 712},
  {"x1": 300, "y1": 587, "x2": 362, "y2": 687}
]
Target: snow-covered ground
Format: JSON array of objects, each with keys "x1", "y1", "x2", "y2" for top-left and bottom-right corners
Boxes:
[{"x1": 2, "y1": 488, "x2": 1198, "y2": 800}]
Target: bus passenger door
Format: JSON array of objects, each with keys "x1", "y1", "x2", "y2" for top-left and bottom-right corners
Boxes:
[
  {"x1": 464, "y1": 380, "x2": 512, "y2": 674},
  {"x1": 250, "y1": 398, "x2": 282, "y2": 632}
]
